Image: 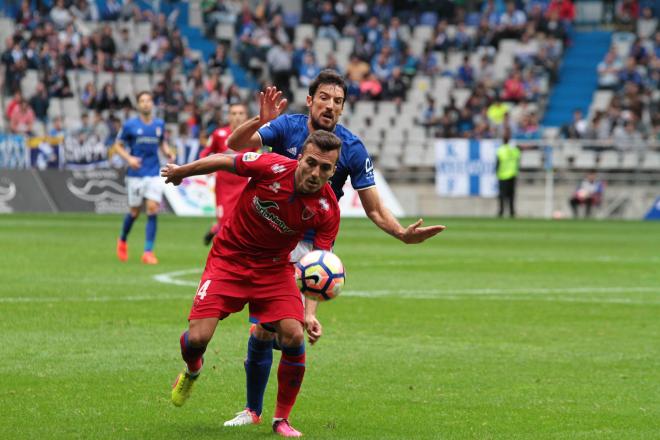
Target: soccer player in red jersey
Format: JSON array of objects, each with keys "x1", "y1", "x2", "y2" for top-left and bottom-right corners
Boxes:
[
  {"x1": 199, "y1": 102, "x2": 250, "y2": 245},
  {"x1": 162, "y1": 130, "x2": 343, "y2": 438}
]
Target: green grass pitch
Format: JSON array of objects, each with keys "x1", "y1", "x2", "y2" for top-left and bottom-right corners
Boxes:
[{"x1": 1, "y1": 213, "x2": 659, "y2": 439}]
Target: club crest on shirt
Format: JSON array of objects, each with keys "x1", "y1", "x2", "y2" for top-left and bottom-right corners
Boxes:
[
  {"x1": 137, "y1": 128, "x2": 143, "y2": 135},
  {"x1": 286, "y1": 146, "x2": 297, "y2": 156},
  {"x1": 302, "y1": 206, "x2": 314, "y2": 221},
  {"x1": 243, "y1": 152, "x2": 261, "y2": 162},
  {"x1": 271, "y1": 164, "x2": 286, "y2": 174},
  {"x1": 252, "y1": 196, "x2": 294, "y2": 234},
  {"x1": 319, "y1": 198, "x2": 330, "y2": 211},
  {"x1": 156, "y1": 127, "x2": 162, "y2": 137},
  {"x1": 268, "y1": 182, "x2": 280, "y2": 193}
]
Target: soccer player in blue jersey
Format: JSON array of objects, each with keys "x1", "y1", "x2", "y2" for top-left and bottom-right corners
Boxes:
[
  {"x1": 222, "y1": 70, "x2": 445, "y2": 427},
  {"x1": 113, "y1": 91, "x2": 175, "y2": 264}
]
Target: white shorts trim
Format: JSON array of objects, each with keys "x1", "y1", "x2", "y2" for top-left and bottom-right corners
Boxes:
[{"x1": 126, "y1": 176, "x2": 164, "y2": 207}]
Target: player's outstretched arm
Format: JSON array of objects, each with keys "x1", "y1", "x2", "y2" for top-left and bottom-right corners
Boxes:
[
  {"x1": 226, "y1": 86, "x2": 287, "y2": 150},
  {"x1": 161, "y1": 154, "x2": 236, "y2": 185},
  {"x1": 358, "y1": 187, "x2": 446, "y2": 244}
]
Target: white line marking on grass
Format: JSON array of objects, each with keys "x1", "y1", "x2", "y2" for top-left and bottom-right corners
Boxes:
[{"x1": 148, "y1": 269, "x2": 659, "y2": 305}]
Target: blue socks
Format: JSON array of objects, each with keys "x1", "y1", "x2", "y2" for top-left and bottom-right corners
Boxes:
[
  {"x1": 120, "y1": 213, "x2": 136, "y2": 241},
  {"x1": 244, "y1": 335, "x2": 274, "y2": 416},
  {"x1": 145, "y1": 214, "x2": 157, "y2": 251}
]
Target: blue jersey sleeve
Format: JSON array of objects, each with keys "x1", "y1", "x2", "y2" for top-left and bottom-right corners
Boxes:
[
  {"x1": 117, "y1": 120, "x2": 132, "y2": 146},
  {"x1": 257, "y1": 116, "x2": 288, "y2": 155},
  {"x1": 348, "y1": 139, "x2": 376, "y2": 190}
]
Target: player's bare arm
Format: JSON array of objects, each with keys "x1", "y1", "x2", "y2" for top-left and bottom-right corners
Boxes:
[
  {"x1": 160, "y1": 140, "x2": 176, "y2": 162},
  {"x1": 112, "y1": 141, "x2": 141, "y2": 169},
  {"x1": 227, "y1": 86, "x2": 288, "y2": 150},
  {"x1": 304, "y1": 297, "x2": 322, "y2": 345},
  {"x1": 161, "y1": 154, "x2": 236, "y2": 185},
  {"x1": 358, "y1": 186, "x2": 446, "y2": 244}
]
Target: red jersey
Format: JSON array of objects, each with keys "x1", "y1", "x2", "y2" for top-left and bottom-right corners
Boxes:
[
  {"x1": 201, "y1": 125, "x2": 253, "y2": 223},
  {"x1": 203, "y1": 152, "x2": 340, "y2": 285}
]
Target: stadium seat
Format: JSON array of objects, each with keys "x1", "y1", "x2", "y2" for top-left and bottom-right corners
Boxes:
[
  {"x1": 96, "y1": 72, "x2": 114, "y2": 89},
  {"x1": 412, "y1": 25, "x2": 434, "y2": 43},
  {"x1": 216, "y1": 23, "x2": 234, "y2": 41},
  {"x1": 641, "y1": 152, "x2": 660, "y2": 170},
  {"x1": 336, "y1": 38, "x2": 355, "y2": 58},
  {"x1": 48, "y1": 98, "x2": 63, "y2": 119},
  {"x1": 77, "y1": 70, "x2": 95, "y2": 91},
  {"x1": 20, "y1": 71, "x2": 39, "y2": 97},
  {"x1": 378, "y1": 152, "x2": 401, "y2": 171},
  {"x1": 403, "y1": 145, "x2": 427, "y2": 167},
  {"x1": 313, "y1": 38, "x2": 334, "y2": 64},
  {"x1": 452, "y1": 89, "x2": 472, "y2": 108},
  {"x1": 620, "y1": 151, "x2": 640, "y2": 170},
  {"x1": 115, "y1": 73, "x2": 134, "y2": 101},
  {"x1": 520, "y1": 150, "x2": 543, "y2": 169},
  {"x1": 292, "y1": 87, "x2": 308, "y2": 105},
  {"x1": 573, "y1": 150, "x2": 597, "y2": 169},
  {"x1": 133, "y1": 73, "x2": 151, "y2": 93},
  {"x1": 598, "y1": 151, "x2": 619, "y2": 169},
  {"x1": 294, "y1": 24, "x2": 315, "y2": 46}
]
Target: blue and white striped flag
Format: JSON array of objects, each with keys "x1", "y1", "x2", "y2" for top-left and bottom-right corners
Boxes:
[{"x1": 435, "y1": 139, "x2": 499, "y2": 197}]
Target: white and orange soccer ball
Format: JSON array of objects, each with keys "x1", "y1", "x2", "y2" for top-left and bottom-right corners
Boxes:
[{"x1": 295, "y1": 250, "x2": 345, "y2": 301}]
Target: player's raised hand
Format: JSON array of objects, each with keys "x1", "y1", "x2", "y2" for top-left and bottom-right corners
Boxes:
[
  {"x1": 304, "y1": 315, "x2": 323, "y2": 345},
  {"x1": 259, "y1": 86, "x2": 288, "y2": 124},
  {"x1": 127, "y1": 155, "x2": 141, "y2": 169},
  {"x1": 400, "y1": 218, "x2": 446, "y2": 244},
  {"x1": 161, "y1": 163, "x2": 183, "y2": 186}
]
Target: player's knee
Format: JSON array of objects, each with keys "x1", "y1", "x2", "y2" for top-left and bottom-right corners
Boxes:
[
  {"x1": 279, "y1": 328, "x2": 304, "y2": 348},
  {"x1": 254, "y1": 325, "x2": 276, "y2": 340},
  {"x1": 187, "y1": 329, "x2": 211, "y2": 347}
]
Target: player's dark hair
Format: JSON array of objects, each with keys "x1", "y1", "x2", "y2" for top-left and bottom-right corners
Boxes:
[
  {"x1": 229, "y1": 101, "x2": 247, "y2": 109},
  {"x1": 302, "y1": 130, "x2": 342, "y2": 155},
  {"x1": 136, "y1": 90, "x2": 152, "y2": 101},
  {"x1": 308, "y1": 70, "x2": 347, "y2": 103}
]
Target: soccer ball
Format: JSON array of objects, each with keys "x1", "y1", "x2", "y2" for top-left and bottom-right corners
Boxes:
[{"x1": 295, "y1": 250, "x2": 345, "y2": 301}]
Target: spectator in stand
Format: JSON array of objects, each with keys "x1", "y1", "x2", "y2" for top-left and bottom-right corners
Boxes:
[
  {"x1": 208, "y1": 44, "x2": 229, "y2": 73},
  {"x1": 6, "y1": 91, "x2": 23, "y2": 121},
  {"x1": 323, "y1": 53, "x2": 343, "y2": 75},
  {"x1": 29, "y1": 82, "x2": 50, "y2": 124},
  {"x1": 562, "y1": 108, "x2": 589, "y2": 138},
  {"x1": 92, "y1": 111, "x2": 111, "y2": 145},
  {"x1": 569, "y1": 171, "x2": 604, "y2": 218},
  {"x1": 15, "y1": 0, "x2": 39, "y2": 30},
  {"x1": 360, "y1": 72, "x2": 383, "y2": 101},
  {"x1": 10, "y1": 97, "x2": 36, "y2": 135},
  {"x1": 618, "y1": 57, "x2": 643, "y2": 88},
  {"x1": 266, "y1": 39, "x2": 293, "y2": 101},
  {"x1": 419, "y1": 46, "x2": 440, "y2": 76},
  {"x1": 629, "y1": 37, "x2": 650, "y2": 66},
  {"x1": 371, "y1": 52, "x2": 394, "y2": 82},
  {"x1": 383, "y1": 67, "x2": 407, "y2": 106},
  {"x1": 49, "y1": 115, "x2": 66, "y2": 139},
  {"x1": 456, "y1": 55, "x2": 475, "y2": 88},
  {"x1": 97, "y1": 83, "x2": 131, "y2": 112},
  {"x1": 165, "y1": 80, "x2": 188, "y2": 124},
  {"x1": 71, "y1": 0, "x2": 100, "y2": 22},
  {"x1": 346, "y1": 54, "x2": 370, "y2": 84},
  {"x1": 495, "y1": 1, "x2": 527, "y2": 44},
  {"x1": 101, "y1": 0, "x2": 123, "y2": 21},
  {"x1": 617, "y1": 0, "x2": 640, "y2": 29},
  {"x1": 546, "y1": 0, "x2": 576, "y2": 35},
  {"x1": 45, "y1": 65, "x2": 74, "y2": 98},
  {"x1": 637, "y1": 7, "x2": 658, "y2": 39},
  {"x1": 50, "y1": 0, "x2": 73, "y2": 30},
  {"x1": 487, "y1": 94, "x2": 511, "y2": 127},
  {"x1": 432, "y1": 20, "x2": 451, "y2": 55},
  {"x1": 597, "y1": 50, "x2": 623, "y2": 89},
  {"x1": 361, "y1": 17, "x2": 382, "y2": 56},
  {"x1": 298, "y1": 52, "x2": 321, "y2": 88}
]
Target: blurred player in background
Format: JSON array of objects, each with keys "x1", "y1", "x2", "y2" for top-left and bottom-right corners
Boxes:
[
  {"x1": 224, "y1": 71, "x2": 446, "y2": 427},
  {"x1": 164, "y1": 131, "x2": 343, "y2": 438},
  {"x1": 113, "y1": 91, "x2": 175, "y2": 264},
  {"x1": 199, "y1": 102, "x2": 251, "y2": 245}
]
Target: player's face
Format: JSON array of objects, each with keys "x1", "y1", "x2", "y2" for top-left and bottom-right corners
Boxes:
[
  {"x1": 228, "y1": 105, "x2": 248, "y2": 129},
  {"x1": 296, "y1": 143, "x2": 339, "y2": 194},
  {"x1": 307, "y1": 84, "x2": 344, "y2": 131},
  {"x1": 137, "y1": 94, "x2": 153, "y2": 116}
]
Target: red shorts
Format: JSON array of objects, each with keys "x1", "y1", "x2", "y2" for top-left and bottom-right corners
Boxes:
[{"x1": 188, "y1": 275, "x2": 304, "y2": 325}]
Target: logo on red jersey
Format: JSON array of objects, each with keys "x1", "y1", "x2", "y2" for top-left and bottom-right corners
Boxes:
[
  {"x1": 269, "y1": 182, "x2": 280, "y2": 193},
  {"x1": 242, "y1": 152, "x2": 261, "y2": 162},
  {"x1": 271, "y1": 164, "x2": 286, "y2": 174},
  {"x1": 252, "y1": 196, "x2": 295, "y2": 234},
  {"x1": 302, "y1": 206, "x2": 314, "y2": 220},
  {"x1": 319, "y1": 198, "x2": 330, "y2": 211}
]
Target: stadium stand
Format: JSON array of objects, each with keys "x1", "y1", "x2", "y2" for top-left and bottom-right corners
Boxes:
[{"x1": 1, "y1": 0, "x2": 659, "y2": 218}]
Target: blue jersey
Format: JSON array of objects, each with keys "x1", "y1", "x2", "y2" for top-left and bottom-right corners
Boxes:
[
  {"x1": 257, "y1": 114, "x2": 375, "y2": 200},
  {"x1": 117, "y1": 116, "x2": 165, "y2": 177}
]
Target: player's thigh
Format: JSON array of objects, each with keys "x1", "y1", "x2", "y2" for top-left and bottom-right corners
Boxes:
[
  {"x1": 144, "y1": 176, "x2": 164, "y2": 209},
  {"x1": 126, "y1": 177, "x2": 146, "y2": 208}
]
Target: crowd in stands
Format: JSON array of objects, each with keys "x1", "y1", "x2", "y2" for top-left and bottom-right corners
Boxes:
[
  {"x1": 571, "y1": 4, "x2": 659, "y2": 145},
  {"x1": 7, "y1": 0, "x2": 657, "y2": 166}
]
